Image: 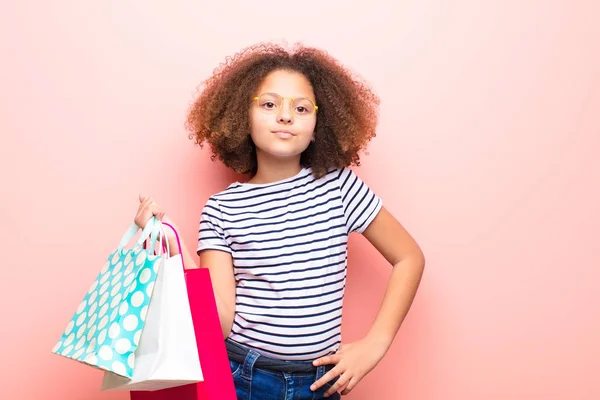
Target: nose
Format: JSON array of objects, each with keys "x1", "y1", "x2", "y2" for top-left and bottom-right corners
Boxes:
[
  {"x1": 278, "y1": 114, "x2": 292, "y2": 123},
  {"x1": 277, "y1": 101, "x2": 293, "y2": 124}
]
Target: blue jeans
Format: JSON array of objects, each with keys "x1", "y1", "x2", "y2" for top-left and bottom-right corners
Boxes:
[{"x1": 226, "y1": 339, "x2": 341, "y2": 400}]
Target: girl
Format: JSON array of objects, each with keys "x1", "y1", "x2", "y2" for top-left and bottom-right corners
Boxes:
[{"x1": 134, "y1": 43, "x2": 425, "y2": 399}]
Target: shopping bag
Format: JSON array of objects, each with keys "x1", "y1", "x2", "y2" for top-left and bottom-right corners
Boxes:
[
  {"x1": 51, "y1": 217, "x2": 164, "y2": 378},
  {"x1": 101, "y1": 222, "x2": 203, "y2": 391},
  {"x1": 130, "y1": 222, "x2": 236, "y2": 400}
]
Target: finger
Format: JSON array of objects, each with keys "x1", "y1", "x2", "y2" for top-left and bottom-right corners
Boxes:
[
  {"x1": 148, "y1": 207, "x2": 162, "y2": 223},
  {"x1": 139, "y1": 197, "x2": 153, "y2": 211},
  {"x1": 330, "y1": 382, "x2": 349, "y2": 398},
  {"x1": 313, "y1": 354, "x2": 340, "y2": 367},
  {"x1": 310, "y1": 366, "x2": 342, "y2": 392},
  {"x1": 142, "y1": 198, "x2": 157, "y2": 214},
  {"x1": 341, "y1": 376, "x2": 357, "y2": 395},
  {"x1": 324, "y1": 372, "x2": 350, "y2": 398},
  {"x1": 139, "y1": 194, "x2": 148, "y2": 203},
  {"x1": 136, "y1": 198, "x2": 157, "y2": 226}
]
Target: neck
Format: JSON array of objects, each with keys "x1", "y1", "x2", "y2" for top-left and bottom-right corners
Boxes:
[{"x1": 250, "y1": 150, "x2": 302, "y2": 184}]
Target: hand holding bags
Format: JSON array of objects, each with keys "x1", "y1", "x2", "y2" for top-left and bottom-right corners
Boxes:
[
  {"x1": 52, "y1": 217, "x2": 165, "y2": 378},
  {"x1": 129, "y1": 222, "x2": 237, "y2": 400},
  {"x1": 52, "y1": 217, "x2": 234, "y2": 398},
  {"x1": 101, "y1": 222, "x2": 203, "y2": 391}
]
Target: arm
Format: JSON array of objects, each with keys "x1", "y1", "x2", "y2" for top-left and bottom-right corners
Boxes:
[
  {"x1": 312, "y1": 206, "x2": 425, "y2": 396},
  {"x1": 164, "y1": 226, "x2": 236, "y2": 339},
  {"x1": 360, "y1": 206, "x2": 425, "y2": 351},
  {"x1": 198, "y1": 249, "x2": 236, "y2": 339}
]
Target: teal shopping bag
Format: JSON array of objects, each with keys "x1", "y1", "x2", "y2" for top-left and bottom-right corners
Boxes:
[{"x1": 52, "y1": 217, "x2": 165, "y2": 378}]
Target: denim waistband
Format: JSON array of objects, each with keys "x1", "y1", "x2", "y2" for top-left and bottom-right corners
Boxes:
[{"x1": 225, "y1": 338, "x2": 333, "y2": 374}]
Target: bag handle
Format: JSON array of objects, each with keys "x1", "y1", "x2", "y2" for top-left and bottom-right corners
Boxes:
[
  {"x1": 153, "y1": 221, "x2": 171, "y2": 257},
  {"x1": 146, "y1": 220, "x2": 162, "y2": 254},
  {"x1": 118, "y1": 217, "x2": 160, "y2": 251},
  {"x1": 138, "y1": 220, "x2": 184, "y2": 269},
  {"x1": 141, "y1": 220, "x2": 171, "y2": 257},
  {"x1": 162, "y1": 222, "x2": 185, "y2": 269}
]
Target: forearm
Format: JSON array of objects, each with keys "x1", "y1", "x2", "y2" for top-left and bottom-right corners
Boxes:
[{"x1": 366, "y1": 256, "x2": 425, "y2": 351}]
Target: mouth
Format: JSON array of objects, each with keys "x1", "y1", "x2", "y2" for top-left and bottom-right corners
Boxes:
[{"x1": 272, "y1": 130, "x2": 295, "y2": 138}]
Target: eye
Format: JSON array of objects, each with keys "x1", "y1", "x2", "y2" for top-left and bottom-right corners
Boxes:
[
  {"x1": 293, "y1": 98, "x2": 314, "y2": 115},
  {"x1": 257, "y1": 93, "x2": 280, "y2": 111},
  {"x1": 260, "y1": 101, "x2": 277, "y2": 111}
]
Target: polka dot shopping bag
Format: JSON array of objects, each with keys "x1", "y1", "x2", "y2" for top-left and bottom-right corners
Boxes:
[{"x1": 51, "y1": 217, "x2": 165, "y2": 378}]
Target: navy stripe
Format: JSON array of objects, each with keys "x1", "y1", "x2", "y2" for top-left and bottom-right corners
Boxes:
[
  {"x1": 238, "y1": 304, "x2": 342, "y2": 319},
  {"x1": 238, "y1": 276, "x2": 346, "y2": 293},
  {"x1": 347, "y1": 185, "x2": 370, "y2": 231},
  {"x1": 226, "y1": 212, "x2": 344, "y2": 239},
  {"x1": 219, "y1": 186, "x2": 339, "y2": 223},
  {"x1": 344, "y1": 179, "x2": 362, "y2": 222},
  {"x1": 236, "y1": 313, "x2": 342, "y2": 329},
  {"x1": 217, "y1": 169, "x2": 337, "y2": 200},
  {"x1": 237, "y1": 269, "x2": 345, "y2": 287},
  {"x1": 218, "y1": 176, "x2": 338, "y2": 211},
  {"x1": 348, "y1": 194, "x2": 375, "y2": 233},
  {"x1": 353, "y1": 198, "x2": 380, "y2": 232},
  {"x1": 241, "y1": 259, "x2": 346, "y2": 278},
  {"x1": 250, "y1": 341, "x2": 341, "y2": 358},
  {"x1": 202, "y1": 203, "x2": 221, "y2": 214},
  {"x1": 235, "y1": 242, "x2": 344, "y2": 261},
  {"x1": 233, "y1": 320, "x2": 342, "y2": 339},
  {"x1": 197, "y1": 245, "x2": 231, "y2": 253},
  {"x1": 231, "y1": 330, "x2": 341, "y2": 348},
  {"x1": 235, "y1": 251, "x2": 347, "y2": 271},
  {"x1": 236, "y1": 294, "x2": 343, "y2": 310},
  {"x1": 230, "y1": 223, "x2": 347, "y2": 247},
  {"x1": 220, "y1": 195, "x2": 342, "y2": 223},
  {"x1": 200, "y1": 210, "x2": 223, "y2": 223},
  {"x1": 198, "y1": 235, "x2": 224, "y2": 241},
  {"x1": 236, "y1": 286, "x2": 344, "y2": 301},
  {"x1": 216, "y1": 170, "x2": 314, "y2": 198},
  {"x1": 340, "y1": 170, "x2": 357, "y2": 205},
  {"x1": 232, "y1": 233, "x2": 347, "y2": 254}
]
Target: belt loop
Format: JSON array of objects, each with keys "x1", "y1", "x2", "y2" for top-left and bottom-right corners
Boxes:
[
  {"x1": 241, "y1": 348, "x2": 261, "y2": 380},
  {"x1": 315, "y1": 365, "x2": 325, "y2": 381}
]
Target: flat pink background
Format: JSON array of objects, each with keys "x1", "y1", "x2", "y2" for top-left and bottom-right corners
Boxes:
[{"x1": 1, "y1": 1, "x2": 598, "y2": 399}]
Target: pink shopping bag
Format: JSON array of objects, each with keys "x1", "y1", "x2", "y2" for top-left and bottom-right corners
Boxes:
[{"x1": 130, "y1": 223, "x2": 236, "y2": 400}]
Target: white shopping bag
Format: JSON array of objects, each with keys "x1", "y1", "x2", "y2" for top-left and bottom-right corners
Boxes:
[{"x1": 101, "y1": 224, "x2": 203, "y2": 391}]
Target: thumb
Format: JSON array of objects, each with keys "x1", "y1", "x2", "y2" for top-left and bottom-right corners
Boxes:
[{"x1": 139, "y1": 193, "x2": 147, "y2": 203}]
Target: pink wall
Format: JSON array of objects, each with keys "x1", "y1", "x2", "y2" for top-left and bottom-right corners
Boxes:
[{"x1": 2, "y1": 1, "x2": 599, "y2": 399}]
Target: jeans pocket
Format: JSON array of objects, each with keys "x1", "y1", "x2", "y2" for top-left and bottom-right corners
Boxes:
[{"x1": 229, "y1": 359, "x2": 242, "y2": 378}]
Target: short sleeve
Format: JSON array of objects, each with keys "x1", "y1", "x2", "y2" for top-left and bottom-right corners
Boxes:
[
  {"x1": 337, "y1": 168, "x2": 383, "y2": 234},
  {"x1": 197, "y1": 197, "x2": 232, "y2": 254}
]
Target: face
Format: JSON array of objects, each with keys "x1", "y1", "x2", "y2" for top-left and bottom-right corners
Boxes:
[{"x1": 249, "y1": 69, "x2": 317, "y2": 160}]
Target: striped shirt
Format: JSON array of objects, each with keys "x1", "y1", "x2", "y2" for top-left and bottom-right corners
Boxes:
[{"x1": 197, "y1": 167, "x2": 382, "y2": 360}]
